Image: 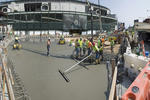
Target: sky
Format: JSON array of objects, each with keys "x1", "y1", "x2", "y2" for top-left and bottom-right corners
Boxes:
[{"x1": 90, "y1": 0, "x2": 150, "y2": 27}]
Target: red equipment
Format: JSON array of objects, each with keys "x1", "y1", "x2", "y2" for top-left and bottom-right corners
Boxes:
[{"x1": 122, "y1": 61, "x2": 150, "y2": 100}]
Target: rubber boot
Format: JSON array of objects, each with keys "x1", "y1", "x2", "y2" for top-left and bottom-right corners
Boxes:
[
  {"x1": 98, "y1": 58, "x2": 101, "y2": 64},
  {"x1": 95, "y1": 59, "x2": 98, "y2": 65}
]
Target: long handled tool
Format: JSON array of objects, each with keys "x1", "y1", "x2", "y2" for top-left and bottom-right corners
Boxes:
[{"x1": 59, "y1": 53, "x2": 92, "y2": 82}]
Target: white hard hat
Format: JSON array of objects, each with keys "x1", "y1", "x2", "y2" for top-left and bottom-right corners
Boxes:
[
  {"x1": 15, "y1": 37, "x2": 18, "y2": 40},
  {"x1": 48, "y1": 37, "x2": 50, "y2": 40}
]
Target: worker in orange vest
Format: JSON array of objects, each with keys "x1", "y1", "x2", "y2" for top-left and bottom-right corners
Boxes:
[
  {"x1": 101, "y1": 37, "x2": 105, "y2": 48},
  {"x1": 87, "y1": 39, "x2": 92, "y2": 56}
]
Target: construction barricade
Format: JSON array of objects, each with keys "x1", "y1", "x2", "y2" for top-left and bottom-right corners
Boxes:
[{"x1": 122, "y1": 61, "x2": 150, "y2": 100}]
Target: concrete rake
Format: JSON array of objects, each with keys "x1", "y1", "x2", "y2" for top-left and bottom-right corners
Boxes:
[{"x1": 59, "y1": 53, "x2": 92, "y2": 82}]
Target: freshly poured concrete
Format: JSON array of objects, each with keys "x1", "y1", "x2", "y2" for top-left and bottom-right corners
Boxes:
[{"x1": 8, "y1": 40, "x2": 108, "y2": 100}]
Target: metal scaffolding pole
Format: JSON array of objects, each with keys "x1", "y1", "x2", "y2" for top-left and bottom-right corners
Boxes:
[
  {"x1": 90, "y1": 10, "x2": 93, "y2": 40},
  {"x1": 98, "y1": 0, "x2": 102, "y2": 33}
]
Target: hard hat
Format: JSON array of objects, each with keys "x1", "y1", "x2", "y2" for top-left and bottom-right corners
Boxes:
[
  {"x1": 138, "y1": 67, "x2": 142, "y2": 72},
  {"x1": 92, "y1": 42, "x2": 95, "y2": 46},
  {"x1": 15, "y1": 37, "x2": 18, "y2": 40},
  {"x1": 48, "y1": 37, "x2": 50, "y2": 40},
  {"x1": 130, "y1": 64, "x2": 135, "y2": 68}
]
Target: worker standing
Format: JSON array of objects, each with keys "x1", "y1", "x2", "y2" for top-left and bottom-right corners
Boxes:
[
  {"x1": 110, "y1": 38, "x2": 115, "y2": 53},
  {"x1": 82, "y1": 39, "x2": 87, "y2": 56},
  {"x1": 98, "y1": 38, "x2": 103, "y2": 63},
  {"x1": 98, "y1": 38, "x2": 102, "y2": 48},
  {"x1": 87, "y1": 39, "x2": 92, "y2": 56},
  {"x1": 40, "y1": 33, "x2": 42, "y2": 42},
  {"x1": 99, "y1": 45, "x2": 103, "y2": 63},
  {"x1": 69, "y1": 40, "x2": 72, "y2": 46},
  {"x1": 101, "y1": 37, "x2": 105, "y2": 48},
  {"x1": 92, "y1": 42, "x2": 99, "y2": 65},
  {"x1": 75, "y1": 39, "x2": 80, "y2": 59},
  {"x1": 47, "y1": 37, "x2": 51, "y2": 56},
  {"x1": 78, "y1": 38, "x2": 83, "y2": 57}
]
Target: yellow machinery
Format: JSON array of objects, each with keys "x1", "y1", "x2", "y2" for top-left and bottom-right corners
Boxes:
[
  {"x1": 13, "y1": 37, "x2": 22, "y2": 49},
  {"x1": 108, "y1": 36, "x2": 117, "y2": 42},
  {"x1": 13, "y1": 43, "x2": 22, "y2": 49},
  {"x1": 58, "y1": 37, "x2": 65, "y2": 44}
]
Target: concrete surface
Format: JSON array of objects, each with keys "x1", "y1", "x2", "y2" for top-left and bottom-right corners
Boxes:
[{"x1": 8, "y1": 40, "x2": 108, "y2": 100}]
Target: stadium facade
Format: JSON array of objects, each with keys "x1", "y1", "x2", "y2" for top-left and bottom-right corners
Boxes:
[{"x1": 0, "y1": 0, "x2": 117, "y2": 35}]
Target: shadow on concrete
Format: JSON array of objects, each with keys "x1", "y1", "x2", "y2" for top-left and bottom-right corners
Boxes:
[
  {"x1": 50, "y1": 54, "x2": 72, "y2": 60},
  {"x1": 22, "y1": 47, "x2": 72, "y2": 60},
  {"x1": 22, "y1": 47, "x2": 47, "y2": 56}
]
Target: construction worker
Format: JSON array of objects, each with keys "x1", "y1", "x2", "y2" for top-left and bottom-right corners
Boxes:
[
  {"x1": 92, "y1": 42, "x2": 99, "y2": 64},
  {"x1": 110, "y1": 38, "x2": 115, "y2": 53},
  {"x1": 132, "y1": 31, "x2": 135, "y2": 39},
  {"x1": 69, "y1": 40, "x2": 72, "y2": 46},
  {"x1": 135, "y1": 47, "x2": 140, "y2": 56},
  {"x1": 78, "y1": 37, "x2": 83, "y2": 57},
  {"x1": 101, "y1": 37, "x2": 105, "y2": 48},
  {"x1": 82, "y1": 39, "x2": 87, "y2": 56},
  {"x1": 75, "y1": 39, "x2": 80, "y2": 59},
  {"x1": 98, "y1": 38, "x2": 103, "y2": 63},
  {"x1": 40, "y1": 33, "x2": 42, "y2": 42},
  {"x1": 13, "y1": 37, "x2": 22, "y2": 49},
  {"x1": 47, "y1": 37, "x2": 51, "y2": 56},
  {"x1": 87, "y1": 39, "x2": 92, "y2": 56},
  {"x1": 98, "y1": 38, "x2": 102, "y2": 48},
  {"x1": 99, "y1": 45, "x2": 103, "y2": 63},
  {"x1": 15, "y1": 37, "x2": 19, "y2": 44}
]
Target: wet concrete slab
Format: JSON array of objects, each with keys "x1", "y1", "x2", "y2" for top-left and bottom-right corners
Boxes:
[{"x1": 8, "y1": 40, "x2": 108, "y2": 100}]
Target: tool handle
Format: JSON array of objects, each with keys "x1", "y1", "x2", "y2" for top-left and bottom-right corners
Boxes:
[{"x1": 64, "y1": 53, "x2": 92, "y2": 73}]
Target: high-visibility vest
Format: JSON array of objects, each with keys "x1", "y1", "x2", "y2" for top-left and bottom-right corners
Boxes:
[
  {"x1": 99, "y1": 46, "x2": 103, "y2": 51},
  {"x1": 101, "y1": 38, "x2": 105, "y2": 44},
  {"x1": 75, "y1": 41, "x2": 79, "y2": 48},
  {"x1": 98, "y1": 40, "x2": 101, "y2": 47},
  {"x1": 88, "y1": 41, "x2": 92, "y2": 48},
  {"x1": 93, "y1": 45, "x2": 99, "y2": 52},
  {"x1": 80, "y1": 41, "x2": 82, "y2": 48},
  {"x1": 78, "y1": 40, "x2": 82, "y2": 48},
  {"x1": 111, "y1": 40, "x2": 114, "y2": 46}
]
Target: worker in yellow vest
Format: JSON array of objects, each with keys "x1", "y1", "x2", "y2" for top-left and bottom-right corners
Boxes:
[
  {"x1": 99, "y1": 45, "x2": 103, "y2": 63},
  {"x1": 75, "y1": 39, "x2": 80, "y2": 59},
  {"x1": 82, "y1": 39, "x2": 87, "y2": 56},
  {"x1": 92, "y1": 42, "x2": 99, "y2": 64},
  {"x1": 110, "y1": 38, "x2": 115, "y2": 53}
]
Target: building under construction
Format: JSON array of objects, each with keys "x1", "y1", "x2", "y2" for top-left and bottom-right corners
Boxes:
[{"x1": 0, "y1": 0, "x2": 117, "y2": 35}]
